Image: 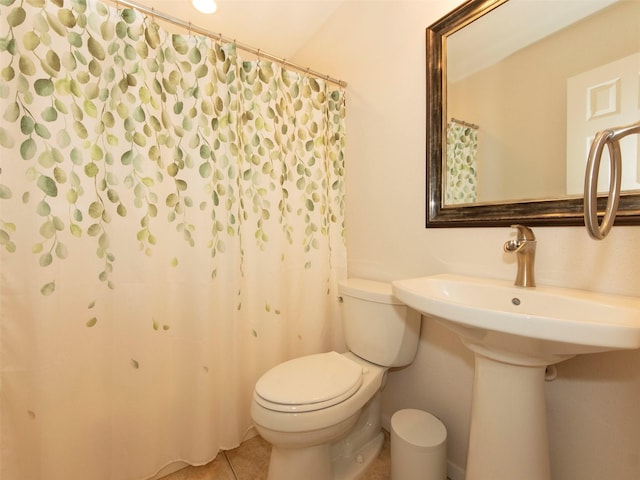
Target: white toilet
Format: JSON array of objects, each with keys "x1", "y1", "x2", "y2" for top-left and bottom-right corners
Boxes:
[{"x1": 250, "y1": 278, "x2": 422, "y2": 480}]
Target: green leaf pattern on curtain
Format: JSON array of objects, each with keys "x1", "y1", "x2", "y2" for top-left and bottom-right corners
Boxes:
[
  {"x1": 445, "y1": 121, "x2": 477, "y2": 205},
  {"x1": 0, "y1": 0, "x2": 346, "y2": 300}
]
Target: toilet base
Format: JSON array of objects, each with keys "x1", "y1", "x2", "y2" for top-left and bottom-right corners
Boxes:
[
  {"x1": 268, "y1": 443, "x2": 333, "y2": 480},
  {"x1": 266, "y1": 431, "x2": 384, "y2": 480},
  {"x1": 265, "y1": 393, "x2": 384, "y2": 480},
  {"x1": 333, "y1": 431, "x2": 384, "y2": 479}
]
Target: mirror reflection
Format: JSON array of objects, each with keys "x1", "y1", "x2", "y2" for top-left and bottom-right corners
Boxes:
[{"x1": 445, "y1": 0, "x2": 640, "y2": 207}]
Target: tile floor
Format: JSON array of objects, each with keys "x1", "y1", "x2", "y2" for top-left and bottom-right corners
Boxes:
[{"x1": 162, "y1": 431, "x2": 392, "y2": 480}]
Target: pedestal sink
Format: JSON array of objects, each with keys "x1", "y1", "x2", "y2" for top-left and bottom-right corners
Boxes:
[{"x1": 392, "y1": 274, "x2": 640, "y2": 480}]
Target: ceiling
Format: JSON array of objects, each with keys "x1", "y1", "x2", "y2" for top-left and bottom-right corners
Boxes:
[
  {"x1": 448, "y1": 0, "x2": 620, "y2": 81},
  {"x1": 113, "y1": 0, "x2": 346, "y2": 61}
]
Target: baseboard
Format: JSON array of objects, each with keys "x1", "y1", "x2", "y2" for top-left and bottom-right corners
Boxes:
[
  {"x1": 152, "y1": 461, "x2": 190, "y2": 479},
  {"x1": 381, "y1": 412, "x2": 392, "y2": 432},
  {"x1": 242, "y1": 425, "x2": 260, "y2": 442},
  {"x1": 446, "y1": 459, "x2": 466, "y2": 480}
]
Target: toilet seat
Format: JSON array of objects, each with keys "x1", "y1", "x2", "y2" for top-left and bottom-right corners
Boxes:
[{"x1": 254, "y1": 352, "x2": 364, "y2": 413}]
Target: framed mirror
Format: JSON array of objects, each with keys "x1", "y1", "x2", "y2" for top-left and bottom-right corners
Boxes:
[{"x1": 426, "y1": 0, "x2": 640, "y2": 227}]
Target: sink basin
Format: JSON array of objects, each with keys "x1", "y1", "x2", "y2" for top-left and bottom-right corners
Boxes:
[
  {"x1": 392, "y1": 273, "x2": 640, "y2": 363},
  {"x1": 391, "y1": 273, "x2": 640, "y2": 480}
]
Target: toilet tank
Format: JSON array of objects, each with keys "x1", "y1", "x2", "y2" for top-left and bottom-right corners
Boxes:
[{"x1": 338, "y1": 278, "x2": 421, "y2": 367}]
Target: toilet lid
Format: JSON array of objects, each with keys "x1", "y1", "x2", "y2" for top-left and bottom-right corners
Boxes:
[{"x1": 254, "y1": 352, "x2": 364, "y2": 413}]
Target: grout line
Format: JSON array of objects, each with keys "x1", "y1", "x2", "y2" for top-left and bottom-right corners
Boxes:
[{"x1": 223, "y1": 451, "x2": 240, "y2": 480}]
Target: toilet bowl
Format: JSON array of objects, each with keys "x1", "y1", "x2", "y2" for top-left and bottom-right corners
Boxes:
[
  {"x1": 251, "y1": 352, "x2": 387, "y2": 479},
  {"x1": 250, "y1": 278, "x2": 422, "y2": 480}
]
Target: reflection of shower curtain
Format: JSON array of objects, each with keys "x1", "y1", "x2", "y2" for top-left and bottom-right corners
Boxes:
[
  {"x1": 446, "y1": 121, "x2": 478, "y2": 204},
  {"x1": 0, "y1": 1, "x2": 346, "y2": 479}
]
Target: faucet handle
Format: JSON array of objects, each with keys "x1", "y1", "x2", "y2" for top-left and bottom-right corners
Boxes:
[{"x1": 510, "y1": 224, "x2": 535, "y2": 241}]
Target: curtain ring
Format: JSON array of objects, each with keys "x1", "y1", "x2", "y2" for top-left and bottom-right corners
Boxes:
[{"x1": 188, "y1": 22, "x2": 193, "y2": 36}]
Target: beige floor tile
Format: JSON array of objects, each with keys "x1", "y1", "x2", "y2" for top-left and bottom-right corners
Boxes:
[{"x1": 225, "y1": 434, "x2": 271, "y2": 479}]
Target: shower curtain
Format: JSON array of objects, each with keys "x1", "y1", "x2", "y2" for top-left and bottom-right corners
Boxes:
[
  {"x1": 0, "y1": 1, "x2": 346, "y2": 479},
  {"x1": 445, "y1": 121, "x2": 478, "y2": 204}
]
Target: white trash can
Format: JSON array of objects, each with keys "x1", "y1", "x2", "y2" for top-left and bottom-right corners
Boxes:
[{"x1": 391, "y1": 409, "x2": 447, "y2": 480}]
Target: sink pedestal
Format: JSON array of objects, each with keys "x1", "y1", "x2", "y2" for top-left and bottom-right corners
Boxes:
[
  {"x1": 392, "y1": 274, "x2": 640, "y2": 480},
  {"x1": 465, "y1": 347, "x2": 554, "y2": 480}
]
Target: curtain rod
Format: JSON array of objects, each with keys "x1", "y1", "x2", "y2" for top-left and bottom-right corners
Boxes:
[
  {"x1": 450, "y1": 118, "x2": 479, "y2": 130},
  {"x1": 106, "y1": 0, "x2": 347, "y2": 88}
]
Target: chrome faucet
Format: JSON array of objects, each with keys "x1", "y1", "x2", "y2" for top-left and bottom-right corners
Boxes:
[{"x1": 503, "y1": 225, "x2": 536, "y2": 287}]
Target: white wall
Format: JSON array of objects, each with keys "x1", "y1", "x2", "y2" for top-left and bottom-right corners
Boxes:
[{"x1": 292, "y1": 2, "x2": 640, "y2": 479}]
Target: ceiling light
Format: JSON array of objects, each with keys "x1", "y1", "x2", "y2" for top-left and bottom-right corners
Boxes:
[{"x1": 192, "y1": 0, "x2": 217, "y2": 14}]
